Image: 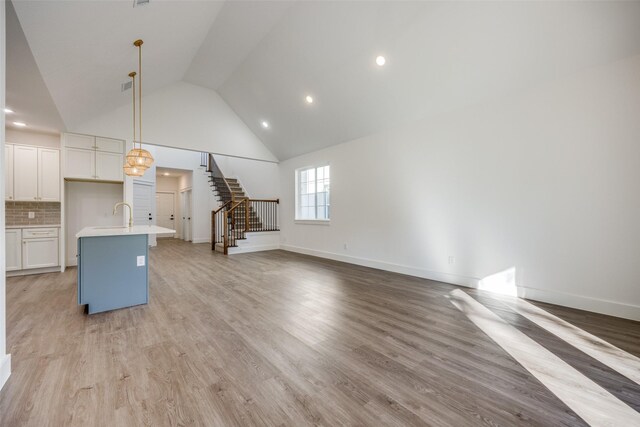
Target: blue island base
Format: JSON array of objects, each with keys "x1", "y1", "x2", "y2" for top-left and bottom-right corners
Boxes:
[{"x1": 77, "y1": 234, "x2": 149, "y2": 315}]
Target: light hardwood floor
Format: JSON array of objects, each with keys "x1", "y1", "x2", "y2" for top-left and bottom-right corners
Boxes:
[{"x1": 0, "y1": 239, "x2": 638, "y2": 426}]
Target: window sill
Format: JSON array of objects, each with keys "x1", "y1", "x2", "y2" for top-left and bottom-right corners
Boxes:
[{"x1": 295, "y1": 219, "x2": 330, "y2": 226}]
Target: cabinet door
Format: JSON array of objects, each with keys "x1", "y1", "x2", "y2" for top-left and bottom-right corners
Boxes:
[
  {"x1": 96, "y1": 151, "x2": 123, "y2": 182},
  {"x1": 22, "y1": 238, "x2": 59, "y2": 269},
  {"x1": 5, "y1": 229, "x2": 22, "y2": 271},
  {"x1": 95, "y1": 137, "x2": 124, "y2": 154},
  {"x1": 64, "y1": 133, "x2": 95, "y2": 150},
  {"x1": 5, "y1": 144, "x2": 14, "y2": 201},
  {"x1": 64, "y1": 147, "x2": 95, "y2": 180},
  {"x1": 38, "y1": 148, "x2": 60, "y2": 201},
  {"x1": 13, "y1": 145, "x2": 39, "y2": 201}
]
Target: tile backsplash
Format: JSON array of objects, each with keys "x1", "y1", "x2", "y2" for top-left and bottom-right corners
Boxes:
[{"x1": 6, "y1": 202, "x2": 61, "y2": 226}]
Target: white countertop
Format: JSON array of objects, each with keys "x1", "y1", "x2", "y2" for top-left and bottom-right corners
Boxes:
[
  {"x1": 76, "y1": 225, "x2": 176, "y2": 238},
  {"x1": 6, "y1": 224, "x2": 61, "y2": 229}
]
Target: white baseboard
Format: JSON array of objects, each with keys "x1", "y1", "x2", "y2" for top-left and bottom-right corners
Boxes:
[
  {"x1": 192, "y1": 238, "x2": 210, "y2": 244},
  {"x1": 0, "y1": 354, "x2": 11, "y2": 392},
  {"x1": 228, "y1": 243, "x2": 280, "y2": 254},
  {"x1": 7, "y1": 266, "x2": 62, "y2": 277},
  {"x1": 280, "y1": 244, "x2": 640, "y2": 322}
]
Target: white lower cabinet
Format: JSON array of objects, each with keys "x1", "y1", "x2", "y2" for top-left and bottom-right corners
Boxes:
[
  {"x1": 22, "y1": 238, "x2": 59, "y2": 269},
  {"x1": 5, "y1": 229, "x2": 22, "y2": 271},
  {"x1": 5, "y1": 227, "x2": 60, "y2": 273}
]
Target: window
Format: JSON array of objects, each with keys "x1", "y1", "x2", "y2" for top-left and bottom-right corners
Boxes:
[{"x1": 296, "y1": 165, "x2": 330, "y2": 221}]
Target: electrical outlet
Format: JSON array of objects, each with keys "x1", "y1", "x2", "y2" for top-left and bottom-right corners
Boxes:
[
  {"x1": 137, "y1": 255, "x2": 145, "y2": 267},
  {"x1": 28, "y1": 212, "x2": 35, "y2": 219},
  {"x1": 448, "y1": 256, "x2": 455, "y2": 265}
]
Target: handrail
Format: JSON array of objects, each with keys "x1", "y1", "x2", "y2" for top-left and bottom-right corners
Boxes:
[
  {"x1": 247, "y1": 199, "x2": 279, "y2": 203},
  {"x1": 208, "y1": 154, "x2": 235, "y2": 203},
  {"x1": 227, "y1": 200, "x2": 244, "y2": 213},
  {"x1": 213, "y1": 200, "x2": 232, "y2": 215}
]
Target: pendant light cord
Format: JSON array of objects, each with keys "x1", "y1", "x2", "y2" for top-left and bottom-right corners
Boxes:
[
  {"x1": 130, "y1": 72, "x2": 136, "y2": 146},
  {"x1": 138, "y1": 41, "x2": 142, "y2": 149}
]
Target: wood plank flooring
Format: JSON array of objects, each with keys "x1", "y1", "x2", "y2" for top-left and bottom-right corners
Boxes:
[{"x1": 0, "y1": 239, "x2": 639, "y2": 426}]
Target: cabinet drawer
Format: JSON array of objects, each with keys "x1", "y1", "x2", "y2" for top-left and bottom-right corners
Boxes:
[
  {"x1": 65, "y1": 133, "x2": 96, "y2": 150},
  {"x1": 22, "y1": 228, "x2": 59, "y2": 239},
  {"x1": 95, "y1": 137, "x2": 124, "y2": 154}
]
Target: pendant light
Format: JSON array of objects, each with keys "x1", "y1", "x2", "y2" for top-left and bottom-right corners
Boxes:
[
  {"x1": 124, "y1": 39, "x2": 154, "y2": 176},
  {"x1": 123, "y1": 71, "x2": 144, "y2": 177}
]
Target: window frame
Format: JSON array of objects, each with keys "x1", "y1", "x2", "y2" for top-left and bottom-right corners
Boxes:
[{"x1": 295, "y1": 164, "x2": 330, "y2": 224}]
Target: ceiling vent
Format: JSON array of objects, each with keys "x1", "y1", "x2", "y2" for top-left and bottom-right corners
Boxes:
[
  {"x1": 121, "y1": 81, "x2": 133, "y2": 92},
  {"x1": 133, "y1": 0, "x2": 150, "y2": 8}
]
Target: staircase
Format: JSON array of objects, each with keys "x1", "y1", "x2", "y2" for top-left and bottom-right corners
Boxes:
[{"x1": 207, "y1": 154, "x2": 279, "y2": 254}]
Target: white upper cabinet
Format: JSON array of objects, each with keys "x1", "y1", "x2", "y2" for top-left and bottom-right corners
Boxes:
[
  {"x1": 63, "y1": 133, "x2": 124, "y2": 182},
  {"x1": 96, "y1": 151, "x2": 124, "y2": 182},
  {"x1": 64, "y1": 133, "x2": 95, "y2": 150},
  {"x1": 13, "y1": 145, "x2": 39, "y2": 201},
  {"x1": 64, "y1": 147, "x2": 95, "y2": 180},
  {"x1": 95, "y1": 137, "x2": 124, "y2": 154},
  {"x1": 38, "y1": 148, "x2": 61, "y2": 201},
  {"x1": 12, "y1": 145, "x2": 61, "y2": 202},
  {"x1": 5, "y1": 144, "x2": 14, "y2": 201}
]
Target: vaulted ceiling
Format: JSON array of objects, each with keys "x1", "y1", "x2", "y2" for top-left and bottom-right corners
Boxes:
[{"x1": 9, "y1": 0, "x2": 640, "y2": 159}]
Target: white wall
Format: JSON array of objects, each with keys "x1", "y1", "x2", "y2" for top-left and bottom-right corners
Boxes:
[
  {"x1": 72, "y1": 81, "x2": 277, "y2": 162},
  {"x1": 64, "y1": 181, "x2": 125, "y2": 266},
  {"x1": 0, "y1": 0, "x2": 11, "y2": 391},
  {"x1": 279, "y1": 54, "x2": 640, "y2": 321},
  {"x1": 213, "y1": 154, "x2": 279, "y2": 199},
  {"x1": 5, "y1": 128, "x2": 59, "y2": 148}
]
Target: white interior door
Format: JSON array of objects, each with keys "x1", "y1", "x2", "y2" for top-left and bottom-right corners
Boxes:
[
  {"x1": 156, "y1": 192, "x2": 175, "y2": 238},
  {"x1": 133, "y1": 181, "x2": 156, "y2": 246},
  {"x1": 181, "y1": 190, "x2": 192, "y2": 241}
]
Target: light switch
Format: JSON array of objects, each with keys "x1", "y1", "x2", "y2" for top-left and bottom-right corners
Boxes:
[
  {"x1": 28, "y1": 212, "x2": 35, "y2": 219},
  {"x1": 137, "y1": 255, "x2": 145, "y2": 267}
]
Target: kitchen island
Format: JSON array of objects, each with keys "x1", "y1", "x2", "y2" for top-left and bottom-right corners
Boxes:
[{"x1": 76, "y1": 225, "x2": 175, "y2": 314}]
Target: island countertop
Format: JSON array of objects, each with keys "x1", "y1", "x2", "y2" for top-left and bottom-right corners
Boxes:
[{"x1": 76, "y1": 225, "x2": 176, "y2": 238}]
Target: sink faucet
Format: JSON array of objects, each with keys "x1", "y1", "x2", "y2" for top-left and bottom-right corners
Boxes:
[{"x1": 113, "y1": 202, "x2": 133, "y2": 227}]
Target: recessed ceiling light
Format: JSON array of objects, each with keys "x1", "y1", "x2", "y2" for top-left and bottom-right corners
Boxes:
[
  {"x1": 375, "y1": 55, "x2": 386, "y2": 66},
  {"x1": 163, "y1": 172, "x2": 170, "y2": 176},
  {"x1": 305, "y1": 95, "x2": 314, "y2": 104},
  {"x1": 13, "y1": 122, "x2": 26, "y2": 127},
  {"x1": 4, "y1": 108, "x2": 14, "y2": 114},
  {"x1": 261, "y1": 121, "x2": 269, "y2": 129}
]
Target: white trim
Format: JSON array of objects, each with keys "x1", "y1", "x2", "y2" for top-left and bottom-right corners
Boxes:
[
  {"x1": 191, "y1": 238, "x2": 210, "y2": 244},
  {"x1": 294, "y1": 219, "x2": 330, "y2": 226},
  {"x1": 7, "y1": 266, "x2": 61, "y2": 277},
  {"x1": 279, "y1": 244, "x2": 640, "y2": 321},
  {"x1": 0, "y1": 354, "x2": 11, "y2": 392}
]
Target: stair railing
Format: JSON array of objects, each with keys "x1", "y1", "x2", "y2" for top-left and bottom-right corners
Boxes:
[
  {"x1": 212, "y1": 200, "x2": 232, "y2": 251},
  {"x1": 208, "y1": 153, "x2": 235, "y2": 204}
]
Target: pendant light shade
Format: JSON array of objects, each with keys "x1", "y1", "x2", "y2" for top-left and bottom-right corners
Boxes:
[
  {"x1": 123, "y1": 164, "x2": 145, "y2": 177},
  {"x1": 124, "y1": 39, "x2": 154, "y2": 177},
  {"x1": 126, "y1": 147, "x2": 154, "y2": 168}
]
